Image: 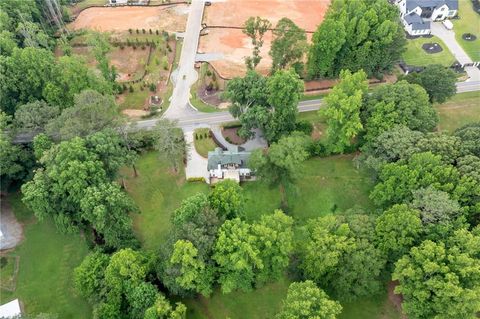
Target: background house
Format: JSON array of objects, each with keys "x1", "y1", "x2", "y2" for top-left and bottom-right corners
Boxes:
[{"x1": 396, "y1": 0, "x2": 458, "y2": 35}]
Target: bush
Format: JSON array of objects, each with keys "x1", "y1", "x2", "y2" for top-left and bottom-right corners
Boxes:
[
  {"x1": 206, "y1": 69, "x2": 212, "y2": 77},
  {"x1": 149, "y1": 29, "x2": 152, "y2": 34},
  {"x1": 156, "y1": 30, "x2": 159, "y2": 35},
  {"x1": 308, "y1": 140, "x2": 328, "y2": 157},
  {"x1": 142, "y1": 28, "x2": 146, "y2": 34},
  {"x1": 162, "y1": 56, "x2": 169, "y2": 70},
  {"x1": 295, "y1": 120, "x2": 314, "y2": 136},
  {"x1": 120, "y1": 44, "x2": 125, "y2": 50},
  {"x1": 141, "y1": 45, "x2": 146, "y2": 50},
  {"x1": 128, "y1": 28, "x2": 133, "y2": 34},
  {"x1": 149, "y1": 83, "x2": 156, "y2": 92},
  {"x1": 225, "y1": 136, "x2": 232, "y2": 143},
  {"x1": 129, "y1": 85, "x2": 134, "y2": 93},
  {"x1": 187, "y1": 177, "x2": 206, "y2": 183},
  {"x1": 136, "y1": 29, "x2": 139, "y2": 34},
  {"x1": 213, "y1": 80, "x2": 219, "y2": 91}
]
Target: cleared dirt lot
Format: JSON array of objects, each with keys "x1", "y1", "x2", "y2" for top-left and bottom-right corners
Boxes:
[
  {"x1": 199, "y1": 0, "x2": 330, "y2": 78},
  {"x1": 69, "y1": 5, "x2": 189, "y2": 33}
]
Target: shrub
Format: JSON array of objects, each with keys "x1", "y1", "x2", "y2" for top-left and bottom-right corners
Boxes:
[
  {"x1": 211, "y1": 72, "x2": 217, "y2": 81},
  {"x1": 141, "y1": 45, "x2": 146, "y2": 50},
  {"x1": 187, "y1": 177, "x2": 206, "y2": 183},
  {"x1": 136, "y1": 29, "x2": 139, "y2": 34},
  {"x1": 308, "y1": 140, "x2": 328, "y2": 157},
  {"x1": 213, "y1": 81, "x2": 219, "y2": 91},
  {"x1": 142, "y1": 28, "x2": 146, "y2": 34},
  {"x1": 128, "y1": 28, "x2": 132, "y2": 34},
  {"x1": 149, "y1": 29, "x2": 152, "y2": 34},
  {"x1": 149, "y1": 83, "x2": 156, "y2": 92},
  {"x1": 156, "y1": 30, "x2": 159, "y2": 35},
  {"x1": 206, "y1": 69, "x2": 212, "y2": 77},
  {"x1": 296, "y1": 120, "x2": 314, "y2": 136},
  {"x1": 225, "y1": 136, "x2": 232, "y2": 143},
  {"x1": 120, "y1": 44, "x2": 125, "y2": 50},
  {"x1": 129, "y1": 85, "x2": 134, "y2": 93},
  {"x1": 162, "y1": 57, "x2": 169, "y2": 70}
]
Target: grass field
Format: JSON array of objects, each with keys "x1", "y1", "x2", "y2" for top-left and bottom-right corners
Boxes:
[
  {"x1": 436, "y1": 91, "x2": 480, "y2": 132},
  {"x1": 120, "y1": 152, "x2": 209, "y2": 251},
  {"x1": 0, "y1": 194, "x2": 91, "y2": 319},
  {"x1": 453, "y1": 0, "x2": 480, "y2": 61},
  {"x1": 193, "y1": 128, "x2": 217, "y2": 158},
  {"x1": 403, "y1": 36, "x2": 456, "y2": 66}
]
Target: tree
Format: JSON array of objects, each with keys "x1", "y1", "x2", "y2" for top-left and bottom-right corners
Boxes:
[
  {"x1": 249, "y1": 132, "x2": 309, "y2": 186},
  {"x1": 13, "y1": 100, "x2": 60, "y2": 132},
  {"x1": 301, "y1": 215, "x2": 385, "y2": 300},
  {"x1": 403, "y1": 64, "x2": 457, "y2": 103},
  {"x1": 46, "y1": 90, "x2": 122, "y2": 140},
  {"x1": 363, "y1": 81, "x2": 438, "y2": 141},
  {"x1": 411, "y1": 186, "x2": 461, "y2": 225},
  {"x1": 455, "y1": 123, "x2": 480, "y2": 157},
  {"x1": 264, "y1": 69, "x2": 304, "y2": 142},
  {"x1": 104, "y1": 248, "x2": 149, "y2": 293},
  {"x1": 375, "y1": 204, "x2": 423, "y2": 264},
  {"x1": 32, "y1": 133, "x2": 53, "y2": 159},
  {"x1": 74, "y1": 251, "x2": 110, "y2": 301},
  {"x1": 152, "y1": 119, "x2": 186, "y2": 173},
  {"x1": 143, "y1": 295, "x2": 187, "y2": 319},
  {"x1": 252, "y1": 210, "x2": 294, "y2": 284},
  {"x1": 80, "y1": 182, "x2": 138, "y2": 249},
  {"x1": 457, "y1": 155, "x2": 480, "y2": 183},
  {"x1": 87, "y1": 31, "x2": 116, "y2": 82},
  {"x1": 393, "y1": 229, "x2": 480, "y2": 319},
  {"x1": 306, "y1": 19, "x2": 346, "y2": 78},
  {"x1": 322, "y1": 69, "x2": 367, "y2": 153},
  {"x1": 16, "y1": 21, "x2": 51, "y2": 49},
  {"x1": 172, "y1": 193, "x2": 209, "y2": 225},
  {"x1": 360, "y1": 125, "x2": 423, "y2": 173},
  {"x1": 0, "y1": 47, "x2": 55, "y2": 114},
  {"x1": 0, "y1": 30, "x2": 17, "y2": 56},
  {"x1": 224, "y1": 69, "x2": 303, "y2": 142},
  {"x1": 276, "y1": 281, "x2": 342, "y2": 319},
  {"x1": 243, "y1": 16, "x2": 271, "y2": 70},
  {"x1": 208, "y1": 180, "x2": 244, "y2": 219},
  {"x1": 125, "y1": 282, "x2": 159, "y2": 319},
  {"x1": 306, "y1": 0, "x2": 405, "y2": 78},
  {"x1": 213, "y1": 218, "x2": 263, "y2": 293},
  {"x1": 416, "y1": 133, "x2": 462, "y2": 164},
  {"x1": 167, "y1": 240, "x2": 213, "y2": 296},
  {"x1": 269, "y1": 18, "x2": 307, "y2": 73},
  {"x1": 370, "y1": 152, "x2": 460, "y2": 207}
]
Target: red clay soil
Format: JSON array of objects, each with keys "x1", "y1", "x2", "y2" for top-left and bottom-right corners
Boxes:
[
  {"x1": 68, "y1": 5, "x2": 188, "y2": 33},
  {"x1": 199, "y1": 0, "x2": 330, "y2": 78}
]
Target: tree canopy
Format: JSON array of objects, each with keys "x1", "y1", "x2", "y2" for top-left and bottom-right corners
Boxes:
[
  {"x1": 403, "y1": 64, "x2": 457, "y2": 103},
  {"x1": 269, "y1": 18, "x2": 307, "y2": 73}
]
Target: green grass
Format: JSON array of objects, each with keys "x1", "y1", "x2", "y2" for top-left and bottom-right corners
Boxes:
[
  {"x1": 120, "y1": 152, "x2": 209, "y2": 251},
  {"x1": 0, "y1": 194, "x2": 91, "y2": 319},
  {"x1": 0, "y1": 256, "x2": 17, "y2": 290},
  {"x1": 300, "y1": 92, "x2": 327, "y2": 101},
  {"x1": 453, "y1": 0, "x2": 480, "y2": 61},
  {"x1": 436, "y1": 91, "x2": 480, "y2": 132},
  {"x1": 193, "y1": 128, "x2": 217, "y2": 158},
  {"x1": 403, "y1": 36, "x2": 456, "y2": 66},
  {"x1": 340, "y1": 292, "x2": 401, "y2": 319}
]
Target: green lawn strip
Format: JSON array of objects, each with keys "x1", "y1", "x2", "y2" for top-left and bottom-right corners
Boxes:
[
  {"x1": 0, "y1": 256, "x2": 16, "y2": 290},
  {"x1": 453, "y1": 0, "x2": 480, "y2": 61},
  {"x1": 436, "y1": 91, "x2": 480, "y2": 132},
  {"x1": 0, "y1": 194, "x2": 91, "y2": 319},
  {"x1": 340, "y1": 291, "x2": 401, "y2": 319},
  {"x1": 190, "y1": 64, "x2": 223, "y2": 113},
  {"x1": 402, "y1": 36, "x2": 456, "y2": 66},
  {"x1": 300, "y1": 92, "x2": 327, "y2": 101},
  {"x1": 121, "y1": 152, "x2": 209, "y2": 251},
  {"x1": 193, "y1": 128, "x2": 217, "y2": 158}
]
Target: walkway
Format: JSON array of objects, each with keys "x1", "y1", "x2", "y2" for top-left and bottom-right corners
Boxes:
[{"x1": 431, "y1": 22, "x2": 480, "y2": 81}]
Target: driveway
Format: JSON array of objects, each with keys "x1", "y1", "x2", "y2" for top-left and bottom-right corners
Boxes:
[
  {"x1": 184, "y1": 129, "x2": 209, "y2": 181},
  {"x1": 430, "y1": 22, "x2": 480, "y2": 81},
  {"x1": 163, "y1": 0, "x2": 205, "y2": 120}
]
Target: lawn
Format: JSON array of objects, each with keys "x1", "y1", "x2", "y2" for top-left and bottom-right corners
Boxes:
[
  {"x1": 193, "y1": 128, "x2": 218, "y2": 158},
  {"x1": 436, "y1": 91, "x2": 480, "y2": 132},
  {"x1": 185, "y1": 276, "x2": 400, "y2": 319},
  {"x1": 0, "y1": 194, "x2": 91, "y2": 319},
  {"x1": 120, "y1": 152, "x2": 209, "y2": 251},
  {"x1": 402, "y1": 35, "x2": 456, "y2": 66},
  {"x1": 453, "y1": 0, "x2": 480, "y2": 61}
]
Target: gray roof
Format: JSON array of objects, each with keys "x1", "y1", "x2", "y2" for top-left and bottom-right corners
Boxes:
[
  {"x1": 406, "y1": 0, "x2": 458, "y2": 11},
  {"x1": 404, "y1": 12, "x2": 431, "y2": 30},
  {"x1": 207, "y1": 147, "x2": 251, "y2": 170}
]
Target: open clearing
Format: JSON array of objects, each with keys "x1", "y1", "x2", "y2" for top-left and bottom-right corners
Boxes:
[
  {"x1": 199, "y1": 0, "x2": 330, "y2": 78},
  {"x1": 436, "y1": 91, "x2": 480, "y2": 132},
  {"x1": 402, "y1": 35, "x2": 456, "y2": 67},
  {"x1": 69, "y1": 5, "x2": 188, "y2": 33}
]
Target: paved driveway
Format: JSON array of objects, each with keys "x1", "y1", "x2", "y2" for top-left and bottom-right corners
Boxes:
[
  {"x1": 184, "y1": 129, "x2": 209, "y2": 181},
  {"x1": 431, "y1": 22, "x2": 480, "y2": 81}
]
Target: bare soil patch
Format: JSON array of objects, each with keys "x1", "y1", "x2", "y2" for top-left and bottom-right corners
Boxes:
[
  {"x1": 388, "y1": 280, "x2": 407, "y2": 318},
  {"x1": 69, "y1": 5, "x2": 188, "y2": 33},
  {"x1": 122, "y1": 109, "x2": 149, "y2": 117},
  {"x1": 199, "y1": 0, "x2": 330, "y2": 78},
  {"x1": 109, "y1": 47, "x2": 150, "y2": 81}
]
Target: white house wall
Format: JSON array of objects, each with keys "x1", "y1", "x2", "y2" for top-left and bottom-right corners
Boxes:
[{"x1": 432, "y1": 4, "x2": 449, "y2": 20}]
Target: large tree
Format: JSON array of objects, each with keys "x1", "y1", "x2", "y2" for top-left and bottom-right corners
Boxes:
[
  {"x1": 208, "y1": 179, "x2": 244, "y2": 219},
  {"x1": 362, "y1": 81, "x2": 438, "y2": 142},
  {"x1": 393, "y1": 229, "x2": 480, "y2": 319},
  {"x1": 269, "y1": 18, "x2": 307, "y2": 73},
  {"x1": 322, "y1": 69, "x2": 368, "y2": 153},
  {"x1": 152, "y1": 119, "x2": 186, "y2": 173},
  {"x1": 249, "y1": 132, "x2": 309, "y2": 186},
  {"x1": 276, "y1": 281, "x2": 342, "y2": 319},
  {"x1": 455, "y1": 123, "x2": 480, "y2": 157},
  {"x1": 224, "y1": 69, "x2": 303, "y2": 142},
  {"x1": 243, "y1": 16, "x2": 271, "y2": 70},
  {"x1": 307, "y1": 0, "x2": 405, "y2": 78},
  {"x1": 46, "y1": 90, "x2": 122, "y2": 141},
  {"x1": 13, "y1": 100, "x2": 60, "y2": 133},
  {"x1": 403, "y1": 64, "x2": 457, "y2": 103}
]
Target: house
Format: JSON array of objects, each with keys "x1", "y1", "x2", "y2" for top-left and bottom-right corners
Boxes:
[
  {"x1": 207, "y1": 147, "x2": 252, "y2": 184},
  {"x1": 0, "y1": 299, "x2": 21, "y2": 319},
  {"x1": 396, "y1": 0, "x2": 458, "y2": 35},
  {"x1": 108, "y1": 0, "x2": 128, "y2": 5}
]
